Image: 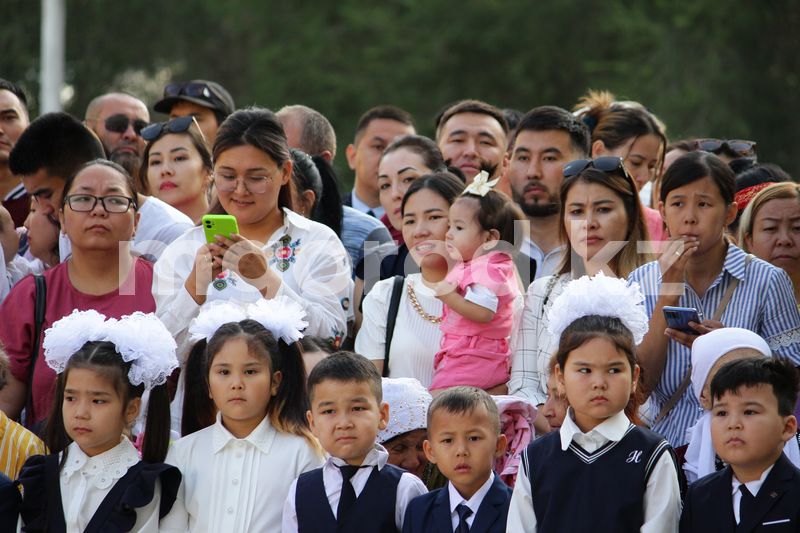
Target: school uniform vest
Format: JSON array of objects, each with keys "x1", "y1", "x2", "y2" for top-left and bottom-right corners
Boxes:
[
  {"x1": 524, "y1": 425, "x2": 672, "y2": 533},
  {"x1": 295, "y1": 463, "x2": 403, "y2": 533}
]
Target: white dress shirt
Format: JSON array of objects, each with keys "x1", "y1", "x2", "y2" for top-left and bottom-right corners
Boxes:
[
  {"x1": 520, "y1": 238, "x2": 564, "y2": 281},
  {"x1": 731, "y1": 464, "x2": 774, "y2": 524},
  {"x1": 161, "y1": 413, "x2": 324, "y2": 533},
  {"x1": 56, "y1": 438, "x2": 162, "y2": 533},
  {"x1": 350, "y1": 190, "x2": 385, "y2": 219},
  {"x1": 506, "y1": 410, "x2": 681, "y2": 533},
  {"x1": 153, "y1": 208, "x2": 353, "y2": 431},
  {"x1": 282, "y1": 444, "x2": 427, "y2": 532},
  {"x1": 448, "y1": 474, "x2": 494, "y2": 531}
]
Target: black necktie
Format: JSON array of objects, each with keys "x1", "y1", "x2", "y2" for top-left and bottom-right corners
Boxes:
[
  {"x1": 738, "y1": 485, "x2": 756, "y2": 527},
  {"x1": 366, "y1": 209, "x2": 376, "y2": 218},
  {"x1": 337, "y1": 465, "x2": 360, "y2": 522},
  {"x1": 456, "y1": 503, "x2": 473, "y2": 533}
]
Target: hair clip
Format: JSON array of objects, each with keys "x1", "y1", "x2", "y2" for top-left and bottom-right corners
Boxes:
[{"x1": 463, "y1": 170, "x2": 499, "y2": 197}]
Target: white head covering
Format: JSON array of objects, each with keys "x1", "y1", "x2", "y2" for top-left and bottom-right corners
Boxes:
[
  {"x1": 377, "y1": 377, "x2": 432, "y2": 444},
  {"x1": 690, "y1": 327, "x2": 771, "y2": 401}
]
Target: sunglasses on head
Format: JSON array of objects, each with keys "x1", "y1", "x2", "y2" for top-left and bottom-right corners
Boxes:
[
  {"x1": 140, "y1": 115, "x2": 197, "y2": 142},
  {"x1": 164, "y1": 81, "x2": 222, "y2": 103},
  {"x1": 103, "y1": 114, "x2": 148, "y2": 136},
  {"x1": 563, "y1": 156, "x2": 631, "y2": 180},
  {"x1": 693, "y1": 139, "x2": 756, "y2": 157}
]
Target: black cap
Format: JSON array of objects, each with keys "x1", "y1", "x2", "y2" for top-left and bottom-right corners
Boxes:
[{"x1": 153, "y1": 80, "x2": 235, "y2": 117}]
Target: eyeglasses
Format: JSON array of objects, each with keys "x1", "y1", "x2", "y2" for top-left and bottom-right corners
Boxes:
[
  {"x1": 563, "y1": 156, "x2": 632, "y2": 180},
  {"x1": 102, "y1": 114, "x2": 148, "y2": 136},
  {"x1": 65, "y1": 194, "x2": 135, "y2": 213},
  {"x1": 141, "y1": 115, "x2": 197, "y2": 142},
  {"x1": 213, "y1": 172, "x2": 276, "y2": 194},
  {"x1": 693, "y1": 139, "x2": 756, "y2": 158}
]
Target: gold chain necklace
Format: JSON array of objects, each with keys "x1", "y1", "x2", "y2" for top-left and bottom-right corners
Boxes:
[{"x1": 406, "y1": 281, "x2": 442, "y2": 324}]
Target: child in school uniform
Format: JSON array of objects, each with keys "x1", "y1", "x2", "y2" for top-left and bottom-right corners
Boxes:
[
  {"x1": 161, "y1": 299, "x2": 324, "y2": 532},
  {"x1": 16, "y1": 310, "x2": 181, "y2": 532},
  {"x1": 507, "y1": 274, "x2": 682, "y2": 532},
  {"x1": 282, "y1": 351, "x2": 428, "y2": 532},
  {"x1": 680, "y1": 357, "x2": 800, "y2": 532},
  {"x1": 403, "y1": 386, "x2": 513, "y2": 533},
  {"x1": 683, "y1": 328, "x2": 800, "y2": 484}
]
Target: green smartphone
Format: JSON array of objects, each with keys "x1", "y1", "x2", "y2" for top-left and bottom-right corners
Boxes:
[{"x1": 202, "y1": 214, "x2": 239, "y2": 243}]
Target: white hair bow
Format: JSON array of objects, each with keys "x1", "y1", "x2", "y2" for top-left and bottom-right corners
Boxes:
[{"x1": 463, "y1": 170, "x2": 499, "y2": 197}]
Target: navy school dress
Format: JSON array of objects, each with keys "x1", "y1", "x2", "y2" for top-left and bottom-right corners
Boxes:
[
  {"x1": 522, "y1": 424, "x2": 676, "y2": 533},
  {"x1": 295, "y1": 463, "x2": 404, "y2": 533},
  {"x1": 16, "y1": 453, "x2": 181, "y2": 533}
]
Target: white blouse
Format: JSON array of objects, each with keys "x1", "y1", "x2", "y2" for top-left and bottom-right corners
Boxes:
[
  {"x1": 56, "y1": 438, "x2": 162, "y2": 533},
  {"x1": 153, "y1": 209, "x2": 353, "y2": 430},
  {"x1": 161, "y1": 413, "x2": 324, "y2": 533},
  {"x1": 355, "y1": 274, "x2": 443, "y2": 388},
  {"x1": 508, "y1": 274, "x2": 571, "y2": 405}
]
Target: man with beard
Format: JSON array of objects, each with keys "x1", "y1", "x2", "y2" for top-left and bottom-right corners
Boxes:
[
  {"x1": 507, "y1": 106, "x2": 590, "y2": 286},
  {"x1": 0, "y1": 80, "x2": 31, "y2": 228},
  {"x1": 435, "y1": 99, "x2": 510, "y2": 194},
  {"x1": 84, "y1": 92, "x2": 149, "y2": 179},
  {"x1": 84, "y1": 94, "x2": 193, "y2": 260}
]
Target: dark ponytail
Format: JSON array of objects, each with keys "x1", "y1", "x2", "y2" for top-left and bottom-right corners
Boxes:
[{"x1": 181, "y1": 339, "x2": 216, "y2": 436}]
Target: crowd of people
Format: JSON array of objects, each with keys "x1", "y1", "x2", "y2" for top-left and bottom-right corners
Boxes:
[{"x1": 0, "y1": 76, "x2": 798, "y2": 532}]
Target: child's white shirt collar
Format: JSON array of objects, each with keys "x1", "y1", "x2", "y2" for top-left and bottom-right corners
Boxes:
[
  {"x1": 211, "y1": 412, "x2": 277, "y2": 455},
  {"x1": 325, "y1": 443, "x2": 388, "y2": 469},
  {"x1": 61, "y1": 437, "x2": 139, "y2": 490},
  {"x1": 559, "y1": 408, "x2": 631, "y2": 452},
  {"x1": 731, "y1": 463, "x2": 775, "y2": 498},
  {"x1": 447, "y1": 473, "x2": 494, "y2": 518}
]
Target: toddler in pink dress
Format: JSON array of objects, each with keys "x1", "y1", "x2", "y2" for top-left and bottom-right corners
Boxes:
[{"x1": 429, "y1": 171, "x2": 523, "y2": 392}]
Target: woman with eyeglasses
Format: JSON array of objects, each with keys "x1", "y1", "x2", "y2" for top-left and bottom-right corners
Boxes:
[
  {"x1": 629, "y1": 151, "x2": 800, "y2": 447},
  {"x1": 509, "y1": 156, "x2": 652, "y2": 432},
  {"x1": 0, "y1": 159, "x2": 156, "y2": 428},
  {"x1": 140, "y1": 116, "x2": 213, "y2": 223},
  {"x1": 574, "y1": 90, "x2": 668, "y2": 240},
  {"x1": 153, "y1": 108, "x2": 353, "y2": 433}
]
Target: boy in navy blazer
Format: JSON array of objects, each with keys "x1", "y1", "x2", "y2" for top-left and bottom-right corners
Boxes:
[
  {"x1": 681, "y1": 357, "x2": 800, "y2": 532},
  {"x1": 403, "y1": 387, "x2": 512, "y2": 533}
]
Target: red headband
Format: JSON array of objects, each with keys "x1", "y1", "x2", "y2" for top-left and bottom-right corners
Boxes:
[{"x1": 735, "y1": 182, "x2": 775, "y2": 212}]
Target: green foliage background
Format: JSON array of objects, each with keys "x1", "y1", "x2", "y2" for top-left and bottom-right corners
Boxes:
[{"x1": 3, "y1": 0, "x2": 799, "y2": 183}]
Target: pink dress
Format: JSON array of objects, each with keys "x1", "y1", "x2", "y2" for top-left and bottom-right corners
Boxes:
[{"x1": 430, "y1": 252, "x2": 518, "y2": 390}]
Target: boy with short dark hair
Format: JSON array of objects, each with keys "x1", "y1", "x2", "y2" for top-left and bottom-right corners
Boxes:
[
  {"x1": 282, "y1": 351, "x2": 427, "y2": 533},
  {"x1": 403, "y1": 386, "x2": 511, "y2": 533},
  {"x1": 680, "y1": 357, "x2": 800, "y2": 532}
]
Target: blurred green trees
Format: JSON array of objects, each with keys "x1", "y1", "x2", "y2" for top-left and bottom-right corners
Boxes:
[{"x1": 2, "y1": 0, "x2": 799, "y2": 182}]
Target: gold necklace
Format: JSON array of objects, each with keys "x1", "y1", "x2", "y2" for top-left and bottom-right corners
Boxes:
[{"x1": 406, "y1": 281, "x2": 442, "y2": 324}]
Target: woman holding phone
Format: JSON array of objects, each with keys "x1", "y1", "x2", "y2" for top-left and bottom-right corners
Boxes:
[
  {"x1": 629, "y1": 151, "x2": 800, "y2": 447},
  {"x1": 153, "y1": 108, "x2": 352, "y2": 432}
]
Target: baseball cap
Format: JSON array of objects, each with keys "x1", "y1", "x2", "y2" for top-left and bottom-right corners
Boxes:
[{"x1": 153, "y1": 80, "x2": 235, "y2": 117}]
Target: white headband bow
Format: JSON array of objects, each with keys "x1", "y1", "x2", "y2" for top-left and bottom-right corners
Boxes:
[
  {"x1": 463, "y1": 170, "x2": 499, "y2": 197},
  {"x1": 43, "y1": 310, "x2": 179, "y2": 390},
  {"x1": 188, "y1": 297, "x2": 308, "y2": 345},
  {"x1": 546, "y1": 273, "x2": 649, "y2": 345}
]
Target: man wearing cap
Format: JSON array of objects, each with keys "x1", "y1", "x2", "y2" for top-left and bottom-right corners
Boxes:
[
  {"x1": 84, "y1": 92, "x2": 149, "y2": 180},
  {"x1": 153, "y1": 80, "x2": 235, "y2": 147}
]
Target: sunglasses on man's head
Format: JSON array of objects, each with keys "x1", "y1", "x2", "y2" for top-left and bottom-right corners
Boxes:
[
  {"x1": 693, "y1": 139, "x2": 756, "y2": 157},
  {"x1": 103, "y1": 114, "x2": 148, "y2": 136},
  {"x1": 563, "y1": 156, "x2": 630, "y2": 179},
  {"x1": 163, "y1": 81, "x2": 223, "y2": 103},
  {"x1": 140, "y1": 115, "x2": 197, "y2": 142}
]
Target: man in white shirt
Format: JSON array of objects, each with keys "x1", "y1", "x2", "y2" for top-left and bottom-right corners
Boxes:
[
  {"x1": 344, "y1": 106, "x2": 416, "y2": 218},
  {"x1": 506, "y1": 106, "x2": 590, "y2": 286}
]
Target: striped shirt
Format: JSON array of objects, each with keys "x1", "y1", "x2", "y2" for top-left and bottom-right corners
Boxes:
[
  {"x1": 628, "y1": 244, "x2": 800, "y2": 446},
  {"x1": 0, "y1": 410, "x2": 46, "y2": 479}
]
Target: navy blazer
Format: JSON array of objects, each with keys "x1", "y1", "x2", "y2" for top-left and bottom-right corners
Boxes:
[
  {"x1": 680, "y1": 452, "x2": 800, "y2": 532},
  {"x1": 403, "y1": 474, "x2": 512, "y2": 533},
  {"x1": 0, "y1": 473, "x2": 19, "y2": 530}
]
